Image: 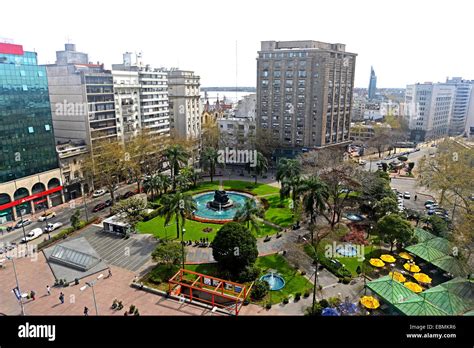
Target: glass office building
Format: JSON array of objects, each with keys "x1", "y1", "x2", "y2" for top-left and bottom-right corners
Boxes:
[{"x1": 0, "y1": 44, "x2": 58, "y2": 183}]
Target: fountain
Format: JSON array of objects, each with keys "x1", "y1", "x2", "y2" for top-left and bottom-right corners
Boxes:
[
  {"x1": 207, "y1": 190, "x2": 234, "y2": 210},
  {"x1": 260, "y1": 272, "x2": 286, "y2": 291}
]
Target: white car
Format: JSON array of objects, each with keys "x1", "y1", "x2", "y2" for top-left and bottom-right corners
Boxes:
[
  {"x1": 38, "y1": 211, "x2": 56, "y2": 221},
  {"x1": 21, "y1": 228, "x2": 43, "y2": 243},
  {"x1": 358, "y1": 160, "x2": 367, "y2": 165},
  {"x1": 92, "y1": 189, "x2": 106, "y2": 198},
  {"x1": 44, "y1": 222, "x2": 63, "y2": 233},
  {"x1": 403, "y1": 192, "x2": 411, "y2": 199}
]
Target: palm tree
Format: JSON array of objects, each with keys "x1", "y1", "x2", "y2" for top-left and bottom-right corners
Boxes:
[
  {"x1": 233, "y1": 199, "x2": 265, "y2": 233},
  {"x1": 158, "y1": 192, "x2": 197, "y2": 239},
  {"x1": 298, "y1": 176, "x2": 329, "y2": 229},
  {"x1": 143, "y1": 175, "x2": 160, "y2": 201},
  {"x1": 253, "y1": 151, "x2": 268, "y2": 184},
  {"x1": 201, "y1": 147, "x2": 220, "y2": 183},
  {"x1": 165, "y1": 145, "x2": 188, "y2": 190},
  {"x1": 276, "y1": 158, "x2": 302, "y2": 212},
  {"x1": 180, "y1": 167, "x2": 200, "y2": 188}
]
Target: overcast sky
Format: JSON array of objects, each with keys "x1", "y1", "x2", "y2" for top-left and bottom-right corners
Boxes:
[{"x1": 2, "y1": 0, "x2": 472, "y2": 88}]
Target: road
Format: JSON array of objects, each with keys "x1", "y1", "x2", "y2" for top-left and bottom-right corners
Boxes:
[{"x1": 0, "y1": 183, "x2": 139, "y2": 247}]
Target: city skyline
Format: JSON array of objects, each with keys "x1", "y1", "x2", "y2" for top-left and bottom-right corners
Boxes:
[{"x1": 1, "y1": 0, "x2": 473, "y2": 89}]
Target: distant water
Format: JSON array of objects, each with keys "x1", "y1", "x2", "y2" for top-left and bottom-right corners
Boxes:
[{"x1": 200, "y1": 91, "x2": 253, "y2": 103}]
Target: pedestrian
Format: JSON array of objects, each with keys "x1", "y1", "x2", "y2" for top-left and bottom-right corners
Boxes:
[
  {"x1": 46, "y1": 285, "x2": 51, "y2": 296},
  {"x1": 84, "y1": 306, "x2": 89, "y2": 316},
  {"x1": 30, "y1": 290, "x2": 36, "y2": 300},
  {"x1": 59, "y1": 292, "x2": 64, "y2": 304},
  {"x1": 108, "y1": 268, "x2": 112, "y2": 278},
  {"x1": 414, "y1": 195, "x2": 418, "y2": 201}
]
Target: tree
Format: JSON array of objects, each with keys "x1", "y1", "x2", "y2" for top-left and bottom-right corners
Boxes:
[
  {"x1": 425, "y1": 215, "x2": 449, "y2": 238},
  {"x1": 254, "y1": 128, "x2": 279, "y2": 162},
  {"x1": 201, "y1": 115, "x2": 220, "y2": 149},
  {"x1": 297, "y1": 176, "x2": 329, "y2": 226},
  {"x1": 143, "y1": 174, "x2": 171, "y2": 201},
  {"x1": 368, "y1": 124, "x2": 392, "y2": 158},
  {"x1": 211, "y1": 222, "x2": 258, "y2": 276},
  {"x1": 233, "y1": 199, "x2": 265, "y2": 233},
  {"x1": 358, "y1": 170, "x2": 395, "y2": 221},
  {"x1": 158, "y1": 192, "x2": 197, "y2": 239},
  {"x1": 276, "y1": 158, "x2": 302, "y2": 212},
  {"x1": 253, "y1": 151, "x2": 268, "y2": 184},
  {"x1": 164, "y1": 145, "x2": 189, "y2": 191},
  {"x1": 180, "y1": 167, "x2": 200, "y2": 188},
  {"x1": 152, "y1": 242, "x2": 183, "y2": 265},
  {"x1": 374, "y1": 197, "x2": 399, "y2": 221},
  {"x1": 201, "y1": 147, "x2": 220, "y2": 183},
  {"x1": 376, "y1": 214, "x2": 415, "y2": 252},
  {"x1": 70, "y1": 209, "x2": 81, "y2": 230},
  {"x1": 111, "y1": 196, "x2": 147, "y2": 232}
]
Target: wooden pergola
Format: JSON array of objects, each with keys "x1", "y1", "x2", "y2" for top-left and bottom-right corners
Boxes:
[{"x1": 168, "y1": 269, "x2": 253, "y2": 316}]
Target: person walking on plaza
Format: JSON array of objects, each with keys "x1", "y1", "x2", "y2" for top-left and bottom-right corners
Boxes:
[
  {"x1": 30, "y1": 290, "x2": 36, "y2": 300},
  {"x1": 414, "y1": 194, "x2": 418, "y2": 201},
  {"x1": 84, "y1": 307, "x2": 89, "y2": 316},
  {"x1": 46, "y1": 285, "x2": 51, "y2": 296},
  {"x1": 59, "y1": 292, "x2": 64, "y2": 304},
  {"x1": 107, "y1": 268, "x2": 112, "y2": 278}
]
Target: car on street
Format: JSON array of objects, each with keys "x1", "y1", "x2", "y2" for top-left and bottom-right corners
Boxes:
[
  {"x1": 44, "y1": 222, "x2": 63, "y2": 233},
  {"x1": 21, "y1": 228, "x2": 43, "y2": 243},
  {"x1": 105, "y1": 199, "x2": 113, "y2": 207},
  {"x1": 358, "y1": 160, "x2": 366, "y2": 165},
  {"x1": 15, "y1": 219, "x2": 32, "y2": 229},
  {"x1": 121, "y1": 191, "x2": 135, "y2": 199},
  {"x1": 92, "y1": 189, "x2": 107, "y2": 198},
  {"x1": 425, "y1": 203, "x2": 439, "y2": 210},
  {"x1": 424, "y1": 200, "x2": 436, "y2": 207},
  {"x1": 403, "y1": 192, "x2": 411, "y2": 199},
  {"x1": 38, "y1": 211, "x2": 56, "y2": 221},
  {"x1": 93, "y1": 203, "x2": 107, "y2": 212}
]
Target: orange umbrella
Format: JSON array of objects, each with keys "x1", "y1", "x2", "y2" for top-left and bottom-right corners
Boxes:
[
  {"x1": 399, "y1": 252, "x2": 414, "y2": 260},
  {"x1": 413, "y1": 273, "x2": 432, "y2": 284},
  {"x1": 404, "y1": 281, "x2": 423, "y2": 293},
  {"x1": 380, "y1": 254, "x2": 396, "y2": 263},
  {"x1": 369, "y1": 258, "x2": 385, "y2": 268},
  {"x1": 403, "y1": 263, "x2": 421, "y2": 273},
  {"x1": 389, "y1": 271, "x2": 406, "y2": 283},
  {"x1": 360, "y1": 296, "x2": 380, "y2": 309}
]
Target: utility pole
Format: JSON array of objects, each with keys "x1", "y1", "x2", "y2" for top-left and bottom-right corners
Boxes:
[{"x1": 7, "y1": 256, "x2": 25, "y2": 315}]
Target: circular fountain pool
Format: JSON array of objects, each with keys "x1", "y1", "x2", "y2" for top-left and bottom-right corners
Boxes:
[
  {"x1": 192, "y1": 191, "x2": 256, "y2": 223},
  {"x1": 335, "y1": 243, "x2": 358, "y2": 257},
  {"x1": 260, "y1": 273, "x2": 286, "y2": 291}
]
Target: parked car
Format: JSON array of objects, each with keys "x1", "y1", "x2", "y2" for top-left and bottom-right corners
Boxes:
[
  {"x1": 403, "y1": 192, "x2": 411, "y2": 199},
  {"x1": 21, "y1": 228, "x2": 43, "y2": 243},
  {"x1": 424, "y1": 200, "x2": 436, "y2": 207},
  {"x1": 38, "y1": 211, "x2": 56, "y2": 221},
  {"x1": 92, "y1": 189, "x2": 106, "y2": 198},
  {"x1": 93, "y1": 203, "x2": 107, "y2": 212},
  {"x1": 15, "y1": 219, "x2": 32, "y2": 229},
  {"x1": 105, "y1": 199, "x2": 113, "y2": 207},
  {"x1": 358, "y1": 160, "x2": 366, "y2": 165},
  {"x1": 44, "y1": 222, "x2": 63, "y2": 233},
  {"x1": 425, "y1": 203, "x2": 439, "y2": 210},
  {"x1": 121, "y1": 191, "x2": 135, "y2": 199}
]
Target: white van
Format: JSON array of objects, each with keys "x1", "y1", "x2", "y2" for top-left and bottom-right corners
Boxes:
[{"x1": 21, "y1": 228, "x2": 43, "y2": 243}]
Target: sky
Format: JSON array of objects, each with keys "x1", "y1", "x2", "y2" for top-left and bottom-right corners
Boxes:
[{"x1": 1, "y1": 0, "x2": 472, "y2": 88}]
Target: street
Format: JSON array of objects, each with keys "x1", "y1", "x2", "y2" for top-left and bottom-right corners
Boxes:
[{"x1": 0, "y1": 183, "x2": 139, "y2": 247}]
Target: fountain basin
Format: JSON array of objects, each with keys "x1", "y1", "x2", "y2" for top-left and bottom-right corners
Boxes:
[
  {"x1": 336, "y1": 243, "x2": 358, "y2": 257},
  {"x1": 260, "y1": 273, "x2": 286, "y2": 291},
  {"x1": 192, "y1": 191, "x2": 256, "y2": 223}
]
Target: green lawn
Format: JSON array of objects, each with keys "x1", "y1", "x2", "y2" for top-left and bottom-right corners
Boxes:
[
  {"x1": 263, "y1": 194, "x2": 294, "y2": 227},
  {"x1": 256, "y1": 254, "x2": 313, "y2": 305},
  {"x1": 185, "y1": 180, "x2": 279, "y2": 196}
]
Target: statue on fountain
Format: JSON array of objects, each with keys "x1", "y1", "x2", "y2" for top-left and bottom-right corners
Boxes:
[{"x1": 208, "y1": 190, "x2": 234, "y2": 210}]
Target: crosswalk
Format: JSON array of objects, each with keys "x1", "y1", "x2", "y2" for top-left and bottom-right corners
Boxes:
[{"x1": 75, "y1": 227, "x2": 156, "y2": 272}]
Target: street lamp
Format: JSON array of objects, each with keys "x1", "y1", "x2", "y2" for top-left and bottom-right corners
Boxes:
[
  {"x1": 80, "y1": 273, "x2": 103, "y2": 315},
  {"x1": 16, "y1": 204, "x2": 29, "y2": 257},
  {"x1": 6, "y1": 256, "x2": 25, "y2": 315},
  {"x1": 181, "y1": 227, "x2": 186, "y2": 270}
]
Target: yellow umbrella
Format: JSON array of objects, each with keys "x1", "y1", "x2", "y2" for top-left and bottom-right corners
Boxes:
[
  {"x1": 403, "y1": 263, "x2": 421, "y2": 273},
  {"x1": 360, "y1": 296, "x2": 380, "y2": 309},
  {"x1": 369, "y1": 258, "x2": 385, "y2": 268},
  {"x1": 380, "y1": 254, "x2": 396, "y2": 263},
  {"x1": 413, "y1": 273, "x2": 432, "y2": 284},
  {"x1": 389, "y1": 271, "x2": 406, "y2": 283},
  {"x1": 399, "y1": 252, "x2": 414, "y2": 260},
  {"x1": 404, "y1": 281, "x2": 423, "y2": 293}
]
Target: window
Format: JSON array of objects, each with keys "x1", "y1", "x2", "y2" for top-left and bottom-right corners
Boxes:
[
  {"x1": 45, "y1": 124, "x2": 51, "y2": 131},
  {"x1": 28, "y1": 127, "x2": 34, "y2": 133}
]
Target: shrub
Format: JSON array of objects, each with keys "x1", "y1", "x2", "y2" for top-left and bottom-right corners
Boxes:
[
  {"x1": 260, "y1": 198, "x2": 270, "y2": 210},
  {"x1": 250, "y1": 280, "x2": 269, "y2": 301},
  {"x1": 328, "y1": 297, "x2": 341, "y2": 307},
  {"x1": 149, "y1": 264, "x2": 179, "y2": 284},
  {"x1": 342, "y1": 277, "x2": 351, "y2": 284},
  {"x1": 300, "y1": 271, "x2": 306, "y2": 276},
  {"x1": 319, "y1": 299, "x2": 329, "y2": 308},
  {"x1": 305, "y1": 304, "x2": 322, "y2": 316},
  {"x1": 294, "y1": 292, "x2": 301, "y2": 302},
  {"x1": 238, "y1": 265, "x2": 261, "y2": 282},
  {"x1": 141, "y1": 208, "x2": 161, "y2": 222},
  {"x1": 265, "y1": 303, "x2": 272, "y2": 310},
  {"x1": 303, "y1": 291, "x2": 310, "y2": 298},
  {"x1": 282, "y1": 297, "x2": 289, "y2": 304}
]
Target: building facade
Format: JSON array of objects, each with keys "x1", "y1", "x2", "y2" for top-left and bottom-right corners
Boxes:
[
  {"x1": 405, "y1": 82, "x2": 455, "y2": 142},
  {"x1": 46, "y1": 44, "x2": 118, "y2": 155},
  {"x1": 256, "y1": 40, "x2": 357, "y2": 151},
  {"x1": 368, "y1": 66, "x2": 377, "y2": 100},
  {"x1": 445, "y1": 77, "x2": 474, "y2": 136},
  {"x1": 0, "y1": 42, "x2": 63, "y2": 222},
  {"x1": 168, "y1": 69, "x2": 202, "y2": 140}
]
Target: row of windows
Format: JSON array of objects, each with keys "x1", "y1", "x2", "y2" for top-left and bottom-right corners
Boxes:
[{"x1": 261, "y1": 52, "x2": 309, "y2": 59}]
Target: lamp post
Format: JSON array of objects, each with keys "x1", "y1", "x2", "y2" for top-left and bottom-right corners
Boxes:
[
  {"x1": 7, "y1": 256, "x2": 25, "y2": 315},
  {"x1": 16, "y1": 204, "x2": 29, "y2": 257},
  {"x1": 181, "y1": 227, "x2": 186, "y2": 270},
  {"x1": 80, "y1": 273, "x2": 103, "y2": 315}
]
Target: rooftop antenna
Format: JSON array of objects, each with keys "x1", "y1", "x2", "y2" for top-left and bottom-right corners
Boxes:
[{"x1": 235, "y1": 40, "x2": 238, "y2": 103}]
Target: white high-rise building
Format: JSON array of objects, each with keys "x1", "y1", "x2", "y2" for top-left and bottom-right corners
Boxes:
[
  {"x1": 445, "y1": 77, "x2": 474, "y2": 136},
  {"x1": 405, "y1": 82, "x2": 455, "y2": 142}
]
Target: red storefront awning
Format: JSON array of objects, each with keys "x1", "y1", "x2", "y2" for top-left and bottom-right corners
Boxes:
[
  {"x1": 0, "y1": 43, "x2": 24, "y2": 55},
  {"x1": 0, "y1": 186, "x2": 63, "y2": 211}
]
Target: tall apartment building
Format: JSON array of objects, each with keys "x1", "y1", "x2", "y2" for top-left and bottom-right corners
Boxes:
[
  {"x1": 368, "y1": 66, "x2": 377, "y2": 100},
  {"x1": 405, "y1": 82, "x2": 455, "y2": 142},
  {"x1": 445, "y1": 77, "x2": 474, "y2": 136},
  {"x1": 112, "y1": 52, "x2": 170, "y2": 142},
  {"x1": 256, "y1": 40, "x2": 357, "y2": 151},
  {"x1": 168, "y1": 69, "x2": 202, "y2": 140},
  {"x1": 0, "y1": 42, "x2": 63, "y2": 222},
  {"x1": 46, "y1": 44, "x2": 117, "y2": 154}
]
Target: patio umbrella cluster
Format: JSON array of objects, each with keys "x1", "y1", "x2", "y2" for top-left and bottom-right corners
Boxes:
[
  {"x1": 404, "y1": 281, "x2": 424, "y2": 293},
  {"x1": 399, "y1": 251, "x2": 414, "y2": 260},
  {"x1": 380, "y1": 254, "x2": 396, "y2": 263},
  {"x1": 369, "y1": 258, "x2": 385, "y2": 268},
  {"x1": 360, "y1": 296, "x2": 380, "y2": 309},
  {"x1": 403, "y1": 262, "x2": 421, "y2": 273},
  {"x1": 414, "y1": 273, "x2": 432, "y2": 284},
  {"x1": 389, "y1": 271, "x2": 407, "y2": 283}
]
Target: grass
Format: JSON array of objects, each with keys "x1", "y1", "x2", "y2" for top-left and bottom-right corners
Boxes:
[
  {"x1": 263, "y1": 194, "x2": 294, "y2": 227},
  {"x1": 256, "y1": 254, "x2": 313, "y2": 305},
  {"x1": 185, "y1": 180, "x2": 279, "y2": 197}
]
